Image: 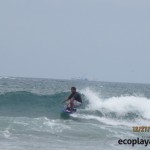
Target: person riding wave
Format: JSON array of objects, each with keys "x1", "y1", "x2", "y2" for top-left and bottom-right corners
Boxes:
[{"x1": 65, "y1": 87, "x2": 82, "y2": 112}]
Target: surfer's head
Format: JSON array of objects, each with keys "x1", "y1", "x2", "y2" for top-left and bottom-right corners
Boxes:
[{"x1": 71, "y1": 87, "x2": 76, "y2": 93}]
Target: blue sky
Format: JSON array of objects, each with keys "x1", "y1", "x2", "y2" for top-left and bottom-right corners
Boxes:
[{"x1": 0, "y1": 0, "x2": 150, "y2": 83}]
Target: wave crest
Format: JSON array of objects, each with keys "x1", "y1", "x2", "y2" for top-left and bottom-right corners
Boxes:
[{"x1": 81, "y1": 88, "x2": 150, "y2": 120}]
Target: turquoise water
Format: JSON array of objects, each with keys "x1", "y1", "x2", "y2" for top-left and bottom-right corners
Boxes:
[{"x1": 0, "y1": 77, "x2": 150, "y2": 150}]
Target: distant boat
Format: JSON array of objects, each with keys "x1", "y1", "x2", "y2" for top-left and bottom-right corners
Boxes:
[{"x1": 71, "y1": 78, "x2": 89, "y2": 81}]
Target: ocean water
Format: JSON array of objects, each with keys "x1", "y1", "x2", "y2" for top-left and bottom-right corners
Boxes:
[{"x1": 0, "y1": 77, "x2": 150, "y2": 150}]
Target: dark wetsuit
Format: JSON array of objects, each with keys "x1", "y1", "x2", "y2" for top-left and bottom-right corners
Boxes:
[{"x1": 68, "y1": 92, "x2": 82, "y2": 103}]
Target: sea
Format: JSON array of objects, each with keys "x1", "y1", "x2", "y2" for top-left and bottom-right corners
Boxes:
[{"x1": 0, "y1": 77, "x2": 150, "y2": 150}]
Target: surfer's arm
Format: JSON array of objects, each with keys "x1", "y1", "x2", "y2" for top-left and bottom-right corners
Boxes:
[
  {"x1": 62, "y1": 97, "x2": 72, "y2": 103},
  {"x1": 70, "y1": 97, "x2": 75, "y2": 102},
  {"x1": 68, "y1": 93, "x2": 73, "y2": 99},
  {"x1": 62, "y1": 94, "x2": 74, "y2": 103},
  {"x1": 62, "y1": 99, "x2": 69, "y2": 103}
]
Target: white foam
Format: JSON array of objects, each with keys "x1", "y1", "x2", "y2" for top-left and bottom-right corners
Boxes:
[
  {"x1": 0, "y1": 76, "x2": 16, "y2": 80},
  {"x1": 3, "y1": 129, "x2": 11, "y2": 138},
  {"x1": 22, "y1": 117, "x2": 71, "y2": 133},
  {"x1": 42, "y1": 117, "x2": 70, "y2": 133},
  {"x1": 81, "y1": 88, "x2": 150, "y2": 120},
  {"x1": 1, "y1": 116, "x2": 70, "y2": 134},
  {"x1": 72, "y1": 113, "x2": 130, "y2": 126}
]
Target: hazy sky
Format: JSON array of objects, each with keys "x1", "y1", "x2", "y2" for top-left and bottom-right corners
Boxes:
[{"x1": 0, "y1": 0, "x2": 150, "y2": 83}]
